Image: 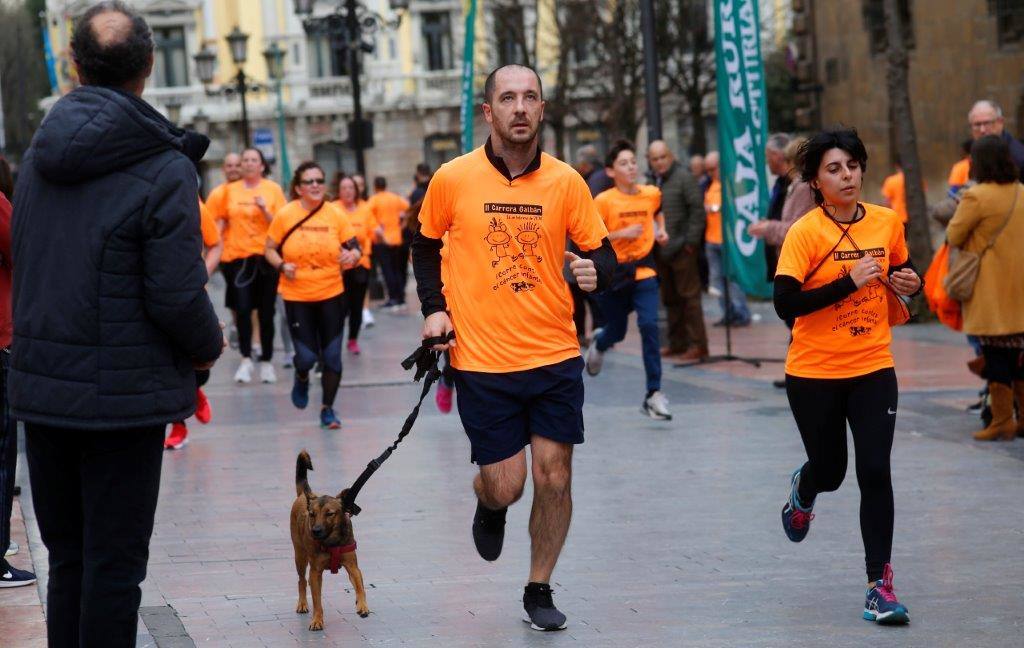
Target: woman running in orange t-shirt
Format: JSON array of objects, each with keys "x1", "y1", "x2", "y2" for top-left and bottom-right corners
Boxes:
[
  {"x1": 774, "y1": 128, "x2": 921, "y2": 625},
  {"x1": 335, "y1": 175, "x2": 375, "y2": 355}
]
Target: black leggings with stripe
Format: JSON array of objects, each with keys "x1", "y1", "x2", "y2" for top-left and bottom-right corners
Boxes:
[{"x1": 786, "y1": 367, "x2": 898, "y2": 583}]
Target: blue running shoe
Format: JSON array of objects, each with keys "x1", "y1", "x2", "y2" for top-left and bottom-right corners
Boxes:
[
  {"x1": 864, "y1": 564, "x2": 910, "y2": 625},
  {"x1": 291, "y1": 375, "x2": 309, "y2": 409},
  {"x1": 320, "y1": 407, "x2": 341, "y2": 429},
  {"x1": 781, "y1": 468, "x2": 815, "y2": 542}
]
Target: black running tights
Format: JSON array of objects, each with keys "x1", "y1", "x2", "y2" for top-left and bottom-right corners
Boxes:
[
  {"x1": 285, "y1": 295, "x2": 344, "y2": 407},
  {"x1": 342, "y1": 266, "x2": 370, "y2": 341},
  {"x1": 232, "y1": 256, "x2": 279, "y2": 361},
  {"x1": 785, "y1": 367, "x2": 897, "y2": 582}
]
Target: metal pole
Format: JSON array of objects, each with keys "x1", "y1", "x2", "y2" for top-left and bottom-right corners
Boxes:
[
  {"x1": 275, "y1": 79, "x2": 292, "y2": 185},
  {"x1": 238, "y1": 69, "x2": 251, "y2": 148},
  {"x1": 346, "y1": 0, "x2": 366, "y2": 177},
  {"x1": 639, "y1": 0, "x2": 662, "y2": 142}
]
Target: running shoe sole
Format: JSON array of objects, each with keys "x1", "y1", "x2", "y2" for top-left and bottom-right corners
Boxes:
[
  {"x1": 863, "y1": 608, "x2": 910, "y2": 625},
  {"x1": 522, "y1": 617, "x2": 567, "y2": 631},
  {"x1": 641, "y1": 404, "x2": 672, "y2": 420}
]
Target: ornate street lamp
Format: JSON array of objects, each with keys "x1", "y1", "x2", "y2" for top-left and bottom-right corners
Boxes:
[
  {"x1": 293, "y1": 0, "x2": 407, "y2": 176},
  {"x1": 193, "y1": 47, "x2": 217, "y2": 85},
  {"x1": 194, "y1": 27, "x2": 264, "y2": 148},
  {"x1": 226, "y1": 25, "x2": 250, "y2": 65}
]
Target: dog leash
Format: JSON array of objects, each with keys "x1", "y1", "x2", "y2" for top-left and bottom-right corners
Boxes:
[{"x1": 341, "y1": 331, "x2": 455, "y2": 516}]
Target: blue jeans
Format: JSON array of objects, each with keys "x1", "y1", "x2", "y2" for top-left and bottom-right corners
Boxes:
[
  {"x1": 595, "y1": 276, "x2": 662, "y2": 393},
  {"x1": 706, "y1": 242, "x2": 751, "y2": 323}
]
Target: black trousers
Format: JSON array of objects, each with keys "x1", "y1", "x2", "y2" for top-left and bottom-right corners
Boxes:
[
  {"x1": 26, "y1": 423, "x2": 164, "y2": 647},
  {"x1": 378, "y1": 243, "x2": 409, "y2": 304},
  {"x1": 285, "y1": 294, "x2": 345, "y2": 407},
  {"x1": 342, "y1": 266, "x2": 370, "y2": 341},
  {"x1": 230, "y1": 256, "x2": 279, "y2": 361},
  {"x1": 0, "y1": 351, "x2": 15, "y2": 570},
  {"x1": 980, "y1": 346, "x2": 1024, "y2": 385},
  {"x1": 785, "y1": 368, "x2": 898, "y2": 582}
]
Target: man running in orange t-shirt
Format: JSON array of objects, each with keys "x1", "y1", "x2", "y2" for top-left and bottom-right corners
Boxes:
[
  {"x1": 368, "y1": 177, "x2": 411, "y2": 309},
  {"x1": 412, "y1": 64, "x2": 616, "y2": 631}
]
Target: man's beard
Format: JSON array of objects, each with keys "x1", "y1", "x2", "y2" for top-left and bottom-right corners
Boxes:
[{"x1": 494, "y1": 118, "x2": 540, "y2": 148}]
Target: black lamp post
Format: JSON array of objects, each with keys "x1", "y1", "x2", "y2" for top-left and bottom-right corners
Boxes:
[
  {"x1": 294, "y1": 0, "x2": 408, "y2": 177},
  {"x1": 194, "y1": 26, "x2": 266, "y2": 148}
]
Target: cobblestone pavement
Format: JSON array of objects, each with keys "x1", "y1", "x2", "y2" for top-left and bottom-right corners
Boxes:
[{"x1": 5, "y1": 282, "x2": 1024, "y2": 647}]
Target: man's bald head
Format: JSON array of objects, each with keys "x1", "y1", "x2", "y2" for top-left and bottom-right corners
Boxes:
[
  {"x1": 483, "y1": 65, "x2": 544, "y2": 104},
  {"x1": 71, "y1": 1, "x2": 153, "y2": 92},
  {"x1": 647, "y1": 140, "x2": 675, "y2": 176}
]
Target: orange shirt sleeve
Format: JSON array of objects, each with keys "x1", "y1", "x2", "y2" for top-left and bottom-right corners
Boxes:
[
  {"x1": 418, "y1": 171, "x2": 452, "y2": 239},
  {"x1": 266, "y1": 208, "x2": 288, "y2": 245},
  {"x1": 199, "y1": 199, "x2": 220, "y2": 248},
  {"x1": 775, "y1": 221, "x2": 814, "y2": 282},
  {"x1": 566, "y1": 173, "x2": 608, "y2": 251}
]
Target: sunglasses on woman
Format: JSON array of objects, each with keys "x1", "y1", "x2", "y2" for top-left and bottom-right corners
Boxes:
[{"x1": 300, "y1": 178, "x2": 326, "y2": 186}]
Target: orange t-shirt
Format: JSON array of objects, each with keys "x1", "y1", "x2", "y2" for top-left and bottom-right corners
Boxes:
[
  {"x1": 419, "y1": 146, "x2": 609, "y2": 373},
  {"x1": 267, "y1": 200, "x2": 356, "y2": 302},
  {"x1": 948, "y1": 158, "x2": 970, "y2": 189},
  {"x1": 368, "y1": 191, "x2": 410, "y2": 246},
  {"x1": 775, "y1": 203, "x2": 909, "y2": 379},
  {"x1": 209, "y1": 178, "x2": 287, "y2": 261},
  {"x1": 704, "y1": 179, "x2": 723, "y2": 244},
  {"x1": 880, "y1": 172, "x2": 908, "y2": 224},
  {"x1": 337, "y1": 199, "x2": 376, "y2": 270},
  {"x1": 199, "y1": 199, "x2": 220, "y2": 248},
  {"x1": 594, "y1": 185, "x2": 661, "y2": 281}
]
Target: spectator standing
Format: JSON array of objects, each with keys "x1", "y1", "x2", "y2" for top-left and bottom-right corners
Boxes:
[
  {"x1": 967, "y1": 100, "x2": 1024, "y2": 179},
  {"x1": 647, "y1": 140, "x2": 708, "y2": 362},
  {"x1": 9, "y1": 3, "x2": 223, "y2": 643},
  {"x1": 946, "y1": 135, "x2": 1024, "y2": 441},
  {"x1": 748, "y1": 135, "x2": 816, "y2": 266},
  {"x1": 0, "y1": 190, "x2": 36, "y2": 589},
  {"x1": 704, "y1": 152, "x2": 751, "y2": 326},
  {"x1": 690, "y1": 154, "x2": 710, "y2": 194},
  {"x1": 409, "y1": 162, "x2": 432, "y2": 206}
]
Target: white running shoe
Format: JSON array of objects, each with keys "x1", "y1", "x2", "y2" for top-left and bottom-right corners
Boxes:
[
  {"x1": 363, "y1": 308, "x2": 375, "y2": 328},
  {"x1": 259, "y1": 361, "x2": 277, "y2": 384},
  {"x1": 642, "y1": 391, "x2": 672, "y2": 420},
  {"x1": 6, "y1": 541, "x2": 17, "y2": 557},
  {"x1": 585, "y1": 338, "x2": 604, "y2": 376},
  {"x1": 234, "y1": 358, "x2": 254, "y2": 384}
]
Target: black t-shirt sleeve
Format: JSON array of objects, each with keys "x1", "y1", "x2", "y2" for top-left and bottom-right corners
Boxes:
[
  {"x1": 578, "y1": 237, "x2": 617, "y2": 292},
  {"x1": 411, "y1": 231, "x2": 447, "y2": 317}
]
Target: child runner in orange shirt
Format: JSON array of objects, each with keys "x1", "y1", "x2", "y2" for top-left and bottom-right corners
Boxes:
[
  {"x1": 265, "y1": 162, "x2": 360, "y2": 429},
  {"x1": 583, "y1": 139, "x2": 672, "y2": 420},
  {"x1": 774, "y1": 128, "x2": 921, "y2": 625},
  {"x1": 165, "y1": 198, "x2": 223, "y2": 450}
]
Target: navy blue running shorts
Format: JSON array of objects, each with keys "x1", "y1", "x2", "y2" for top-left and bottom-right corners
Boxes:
[{"x1": 451, "y1": 356, "x2": 585, "y2": 465}]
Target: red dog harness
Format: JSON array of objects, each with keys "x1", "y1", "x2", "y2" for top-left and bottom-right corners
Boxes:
[{"x1": 318, "y1": 542, "x2": 357, "y2": 574}]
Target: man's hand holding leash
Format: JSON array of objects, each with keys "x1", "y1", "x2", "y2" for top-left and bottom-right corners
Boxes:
[
  {"x1": 423, "y1": 311, "x2": 456, "y2": 351},
  {"x1": 565, "y1": 251, "x2": 598, "y2": 292}
]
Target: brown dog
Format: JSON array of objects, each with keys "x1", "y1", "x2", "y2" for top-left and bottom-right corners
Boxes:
[{"x1": 290, "y1": 450, "x2": 369, "y2": 631}]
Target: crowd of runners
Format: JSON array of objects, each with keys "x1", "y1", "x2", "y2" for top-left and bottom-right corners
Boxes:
[{"x1": 6, "y1": 3, "x2": 1024, "y2": 642}]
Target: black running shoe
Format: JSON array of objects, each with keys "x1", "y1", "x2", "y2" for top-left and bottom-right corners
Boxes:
[
  {"x1": 522, "y1": 582, "x2": 567, "y2": 631},
  {"x1": 472, "y1": 500, "x2": 507, "y2": 561}
]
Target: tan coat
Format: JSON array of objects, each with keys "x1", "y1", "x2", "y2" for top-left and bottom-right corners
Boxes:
[{"x1": 946, "y1": 182, "x2": 1024, "y2": 336}]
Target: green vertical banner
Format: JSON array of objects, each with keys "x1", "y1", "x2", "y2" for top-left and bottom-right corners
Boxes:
[
  {"x1": 713, "y1": 0, "x2": 772, "y2": 298},
  {"x1": 460, "y1": 0, "x2": 478, "y2": 153}
]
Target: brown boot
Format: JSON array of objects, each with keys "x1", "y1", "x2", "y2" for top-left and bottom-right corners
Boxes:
[
  {"x1": 974, "y1": 382, "x2": 1017, "y2": 441},
  {"x1": 1014, "y1": 381, "x2": 1024, "y2": 438}
]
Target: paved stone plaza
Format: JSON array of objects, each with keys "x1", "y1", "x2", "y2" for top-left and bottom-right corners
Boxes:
[{"x1": 3, "y1": 285, "x2": 1023, "y2": 647}]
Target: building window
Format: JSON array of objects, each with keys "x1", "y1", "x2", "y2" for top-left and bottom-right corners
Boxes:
[
  {"x1": 308, "y1": 33, "x2": 349, "y2": 78},
  {"x1": 989, "y1": 0, "x2": 1024, "y2": 46},
  {"x1": 424, "y1": 134, "x2": 460, "y2": 170},
  {"x1": 494, "y1": 6, "x2": 526, "y2": 66},
  {"x1": 152, "y1": 26, "x2": 188, "y2": 87},
  {"x1": 861, "y1": 0, "x2": 914, "y2": 55},
  {"x1": 421, "y1": 12, "x2": 454, "y2": 71}
]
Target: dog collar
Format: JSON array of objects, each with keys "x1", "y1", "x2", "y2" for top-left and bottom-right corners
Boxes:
[{"x1": 320, "y1": 541, "x2": 357, "y2": 574}]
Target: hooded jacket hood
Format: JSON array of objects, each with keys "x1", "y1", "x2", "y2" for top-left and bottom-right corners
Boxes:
[{"x1": 31, "y1": 85, "x2": 209, "y2": 185}]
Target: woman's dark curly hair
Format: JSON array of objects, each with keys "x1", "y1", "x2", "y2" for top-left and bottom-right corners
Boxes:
[
  {"x1": 71, "y1": 1, "x2": 153, "y2": 88},
  {"x1": 970, "y1": 135, "x2": 1019, "y2": 184},
  {"x1": 796, "y1": 127, "x2": 869, "y2": 207},
  {"x1": 289, "y1": 161, "x2": 326, "y2": 200}
]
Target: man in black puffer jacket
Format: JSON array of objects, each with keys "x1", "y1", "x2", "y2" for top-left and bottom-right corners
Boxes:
[{"x1": 10, "y1": 3, "x2": 223, "y2": 645}]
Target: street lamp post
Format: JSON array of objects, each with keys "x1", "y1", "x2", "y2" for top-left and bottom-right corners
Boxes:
[
  {"x1": 194, "y1": 26, "x2": 266, "y2": 149},
  {"x1": 263, "y1": 42, "x2": 292, "y2": 186},
  {"x1": 294, "y1": 0, "x2": 408, "y2": 177},
  {"x1": 639, "y1": 0, "x2": 663, "y2": 142}
]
